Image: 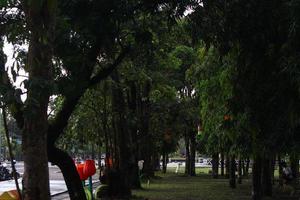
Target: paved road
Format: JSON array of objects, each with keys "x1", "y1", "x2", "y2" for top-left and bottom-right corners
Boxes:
[
  {"x1": 0, "y1": 162, "x2": 100, "y2": 197},
  {"x1": 4, "y1": 162, "x2": 66, "y2": 180}
]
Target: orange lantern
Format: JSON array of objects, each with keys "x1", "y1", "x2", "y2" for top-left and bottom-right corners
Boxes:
[
  {"x1": 0, "y1": 190, "x2": 20, "y2": 200},
  {"x1": 105, "y1": 157, "x2": 113, "y2": 168},
  {"x1": 224, "y1": 115, "x2": 231, "y2": 121},
  {"x1": 76, "y1": 163, "x2": 88, "y2": 180},
  {"x1": 84, "y1": 159, "x2": 96, "y2": 177}
]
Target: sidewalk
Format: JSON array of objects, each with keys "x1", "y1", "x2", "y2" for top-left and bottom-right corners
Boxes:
[
  {"x1": 51, "y1": 181, "x2": 100, "y2": 200},
  {"x1": 0, "y1": 179, "x2": 100, "y2": 199},
  {"x1": 0, "y1": 179, "x2": 67, "y2": 195}
]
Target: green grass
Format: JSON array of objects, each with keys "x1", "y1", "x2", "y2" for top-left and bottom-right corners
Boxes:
[
  {"x1": 132, "y1": 172, "x2": 251, "y2": 200},
  {"x1": 132, "y1": 169, "x2": 298, "y2": 200}
]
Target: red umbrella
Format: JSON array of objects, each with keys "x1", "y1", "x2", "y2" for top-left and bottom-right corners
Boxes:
[
  {"x1": 84, "y1": 159, "x2": 96, "y2": 177},
  {"x1": 76, "y1": 163, "x2": 88, "y2": 180}
]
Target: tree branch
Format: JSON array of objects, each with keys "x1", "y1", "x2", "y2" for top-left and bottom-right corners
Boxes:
[
  {"x1": 89, "y1": 46, "x2": 130, "y2": 87},
  {"x1": 48, "y1": 47, "x2": 130, "y2": 144}
]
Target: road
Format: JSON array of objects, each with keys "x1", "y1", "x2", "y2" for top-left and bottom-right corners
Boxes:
[{"x1": 0, "y1": 162, "x2": 100, "y2": 197}]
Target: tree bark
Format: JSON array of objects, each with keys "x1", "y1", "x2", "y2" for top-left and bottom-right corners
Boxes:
[
  {"x1": 252, "y1": 155, "x2": 262, "y2": 200},
  {"x1": 238, "y1": 159, "x2": 242, "y2": 184},
  {"x1": 47, "y1": 95, "x2": 87, "y2": 200},
  {"x1": 290, "y1": 153, "x2": 299, "y2": 184},
  {"x1": 162, "y1": 151, "x2": 168, "y2": 174},
  {"x1": 48, "y1": 146, "x2": 86, "y2": 200},
  {"x1": 229, "y1": 155, "x2": 236, "y2": 188},
  {"x1": 127, "y1": 81, "x2": 141, "y2": 188},
  {"x1": 190, "y1": 131, "x2": 196, "y2": 176},
  {"x1": 185, "y1": 131, "x2": 190, "y2": 175},
  {"x1": 162, "y1": 150, "x2": 167, "y2": 173},
  {"x1": 271, "y1": 157, "x2": 275, "y2": 185},
  {"x1": 245, "y1": 158, "x2": 250, "y2": 176},
  {"x1": 225, "y1": 155, "x2": 230, "y2": 178},
  {"x1": 278, "y1": 155, "x2": 283, "y2": 186},
  {"x1": 212, "y1": 153, "x2": 219, "y2": 179},
  {"x1": 220, "y1": 153, "x2": 225, "y2": 176},
  {"x1": 22, "y1": 1, "x2": 56, "y2": 199},
  {"x1": 262, "y1": 157, "x2": 272, "y2": 196},
  {"x1": 111, "y1": 71, "x2": 133, "y2": 196},
  {"x1": 139, "y1": 81, "x2": 154, "y2": 177}
]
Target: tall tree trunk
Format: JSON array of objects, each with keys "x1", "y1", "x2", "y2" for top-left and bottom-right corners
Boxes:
[
  {"x1": 152, "y1": 153, "x2": 160, "y2": 171},
  {"x1": 91, "y1": 142, "x2": 95, "y2": 160},
  {"x1": 47, "y1": 94, "x2": 87, "y2": 200},
  {"x1": 252, "y1": 155, "x2": 262, "y2": 200},
  {"x1": 242, "y1": 160, "x2": 246, "y2": 176},
  {"x1": 162, "y1": 150, "x2": 167, "y2": 174},
  {"x1": 271, "y1": 157, "x2": 275, "y2": 185},
  {"x1": 112, "y1": 120, "x2": 119, "y2": 169},
  {"x1": 48, "y1": 146, "x2": 86, "y2": 200},
  {"x1": 245, "y1": 157, "x2": 250, "y2": 177},
  {"x1": 220, "y1": 153, "x2": 225, "y2": 176},
  {"x1": 290, "y1": 153, "x2": 299, "y2": 184},
  {"x1": 238, "y1": 158, "x2": 242, "y2": 184},
  {"x1": 98, "y1": 143, "x2": 102, "y2": 169},
  {"x1": 111, "y1": 71, "x2": 133, "y2": 196},
  {"x1": 185, "y1": 131, "x2": 190, "y2": 175},
  {"x1": 190, "y1": 131, "x2": 196, "y2": 176},
  {"x1": 229, "y1": 155, "x2": 236, "y2": 188},
  {"x1": 139, "y1": 81, "x2": 153, "y2": 177},
  {"x1": 262, "y1": 157, "x2": 272, "y2": 196},
  {"x1": 212, "y1": 153, "x2": 219, "y2": 179},
  {"x1": 22, "y1": 1, "x2": 56, "y2": 199},
  {"x1": 142, "y1": 137, "x2": 154, "y2": 177},
  {"x1": 127, "y1": 81, "x2": 141, "y2": 188},
  {"x1": 225, "y1": 155, "x2": 230, "y2": 178},
  {"x1": 278, "y1": 155, "x2": 283, "y2": 186}
]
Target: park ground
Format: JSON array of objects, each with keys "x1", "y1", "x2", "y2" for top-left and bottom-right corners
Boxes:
[{"x1": 132, "y1": 168, "x2": 300, "y2": 200}]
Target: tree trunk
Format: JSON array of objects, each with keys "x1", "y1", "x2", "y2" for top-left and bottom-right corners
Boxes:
[
  {"x1": 22, "y1": 1, "x2": 56, "y2": 199},
  {"x1": 278, "y1": 155, "x2": 283, "y2": 186},
  {"x1": 229, "y1": 155, "x2": 236, "y2": 188},
  {"x1": 242, "y1": 159, "x2": 246, "y2": 177},
  {"x1": 271, "y1": 157, "x2": 275, "y2": 185},
  {"x1": 246, "y1": 158, "x2": 250, "y2": 176},
  {"x1": 129, "y1": 162, "x2": 141, "y2": 189},
  {"x1": 139, "y1": 81, "x2": 154, "y2": 177},
  {"x1": 91, "y1": 142, "x2": 95, "y2": 160},
  {"x1": 98, "y1": 144, "x2": 102, "y2": 169},
  {"x1": 190, "y1": 131, "x2": 196, "y2": 176},
  {"x1": 111, "y1": 71, "x2": 133, "y2": 196},
  {"x1": 262, "y1": 157, "x2": 272, "y2": 196},
  {"x1": 238, "y1": 159, "x2": 242, "y2": 184},
  {"x1": 162, "y1": 151, "x2": 167, "y2": 173},
  {"x1": 152, "y1": 153, "x2": 160, "y2": 171},
  {"x1": 290, "y1": 153, "x2": 299, "y2": 184},
  {"x1": 127, "y1": 80, "x2": 141, "y2": 188},
  {"x1": 212, "y1": 153, "x2": 219, "y2": 179},
  {"x1": 48, "y1": 146, "x2": 87, "y2": 200},
  {"x1": 252, "y1": 155, "x2": 262, "y2": 200},
  {"x1": 225, "y1": 155, "x2": 230, "y2": 178},
  {"x1": 220, "y1": 153, "x2": 225, "y2": 176},
  {"x1": 185, "y1": 131, "x2": 190, "y2": 175}
]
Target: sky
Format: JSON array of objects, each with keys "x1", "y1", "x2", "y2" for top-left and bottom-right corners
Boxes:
[{"x1": 3, "y1": 40, "x2": 28, "y2": 101}]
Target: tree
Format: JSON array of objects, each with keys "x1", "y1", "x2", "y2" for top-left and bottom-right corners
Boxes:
[
  {"x1": 1, "y1": 1, "x2": 195, "y2": 199},
  {"x1": 189, "y1": 1, "x2": 300, "y2": 199}
]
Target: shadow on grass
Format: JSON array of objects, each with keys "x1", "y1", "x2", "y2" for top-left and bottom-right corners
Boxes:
[{"x1": 132, "y1": 172, "x2": 300, "y2": 200}]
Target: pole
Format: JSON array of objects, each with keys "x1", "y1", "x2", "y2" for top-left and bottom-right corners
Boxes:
[
  {"x1": 2, "y1": 106, "x2": 22, "y2": 199},
  {"x1": 89, "y1": 176, "x2": 93, "y2": 200}
]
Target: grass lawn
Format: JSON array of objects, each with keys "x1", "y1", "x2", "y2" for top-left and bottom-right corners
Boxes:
[{"x1": 132, "y1": 169, "x2": 299, "y2": 200}]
